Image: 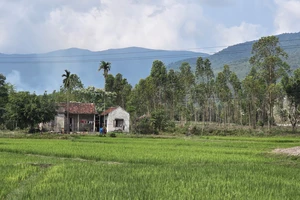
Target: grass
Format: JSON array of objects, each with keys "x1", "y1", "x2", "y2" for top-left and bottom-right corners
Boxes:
[{"x1": 1, "y1": 134, "x2": 300, "y2": 199}]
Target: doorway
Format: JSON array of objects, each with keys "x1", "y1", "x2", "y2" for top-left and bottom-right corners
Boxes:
[{"x1": 69, "y1": 117, "x2": 73, "y2": 132}]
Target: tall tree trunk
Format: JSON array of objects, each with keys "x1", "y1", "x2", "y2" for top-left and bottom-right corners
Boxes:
[
  {"x1": 202, "y1": 108, "x2": 205, "y2": 133},
  {"x1": 239, "y1": 101, "x2": 242, "y2": 125},
  {"x1": 268, "y1": 93, "x2": 272, "y2": 130},
  {"x1": 66, "y1": 91, "x2": 70, "y2": 134},
  {"x1": 248, "y1": 102, "x2": 251, "y2": 127},
  {"x1": 103, "y1": 77, "x2": 106, "y2": 129},
  {"x1": 209, "y1": 99, "x2": 212, "y2": 123},
  {"x1": 224, "y1": 104, "x2": 227, "y2": 127},
  {"x1": 252, "y1": 103, "x2": 256, "y2": 129}
]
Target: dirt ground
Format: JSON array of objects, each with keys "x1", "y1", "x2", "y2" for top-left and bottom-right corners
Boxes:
[{"x1": 272, "y1": 147, "x2": 300, "y2": 156}]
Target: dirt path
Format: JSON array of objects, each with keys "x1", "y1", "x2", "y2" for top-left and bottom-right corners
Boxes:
[
  {"x1": 272, "y1": 146, "x2": 300, "y2": 156},
  {"x1": 24, "y1": 153, "x2": 123, "y2": 165}
]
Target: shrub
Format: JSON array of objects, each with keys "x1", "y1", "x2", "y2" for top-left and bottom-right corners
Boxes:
[
  {"x1": 165, "y1": 121, "x2": 176, "y2": 133},
  {"x1": 150, "y1": 109, "x2": 169, "y2": 133},
  {"x1": 110, "y1": 133, "x2": 117, "y2": 137},
  {"x1": 189, "y1": 126, "x2": 201, "y2": 135},
  {"x1": 257, "y1": 120, "x2": 264, "y2": 127},
  {"x1": 133, "y1": 117, "x2": 154, "y2": 134}
]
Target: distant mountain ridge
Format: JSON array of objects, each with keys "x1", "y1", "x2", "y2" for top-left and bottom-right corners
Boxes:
[
  {"x1": 1, "y1": 32, "x2": 300, "y2": 94},
  {"x1": 0, "y1": 47, "x2": 208, "y2": 93},
  {"x1": 168, "y1": 32, "x2": 300, "y2": 78}
]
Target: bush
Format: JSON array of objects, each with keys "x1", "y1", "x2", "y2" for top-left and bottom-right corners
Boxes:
[
  {"x1": 164, "y1": 121, "x2": 176, "y2": 133},
  {"x1": 189, "y1": 126, "x2": 200, "y2": 135},
  {"x1": 257, "y1": 120, "x2": 264, "y2": 127},
  {"x1": 173, "y1": 123, "x2": 189, "y2": 135},
  {"x1": 0, "y1": 124, "x2": 6, "y2": 130},
  {"x1": 28, "y1": 128, "x2": 40, "y2": 134},
  {"x1": 110, "y1": 133, "x2": 117, "y2": 137},
  {"x1": 4, "y1": 121, "x2": 16, "y2": 131},
  {"x1": 133, "y1": 117, "x2": 155, "y2": 134},
  {"x1": 150, "y1": 109, "x2": 169, "y2": 132}
]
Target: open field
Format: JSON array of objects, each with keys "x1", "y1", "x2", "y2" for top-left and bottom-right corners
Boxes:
[{"x1": 1, "y1": 134, "x2": 300, "y2": 199}]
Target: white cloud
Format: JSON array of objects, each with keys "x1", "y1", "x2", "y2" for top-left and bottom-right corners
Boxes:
[
  {"x1": 0, "y1": 0, "x2": 288, "y2": 94},
  {"x1": 0, "y1": 0, "x2": 208, "y2": 53},
  {"x1": 215, "y1": 22, "x2": 263, "y2": 48},
  {"x1": 274, "y1": 0, "x2": 300, "y2": 34}
]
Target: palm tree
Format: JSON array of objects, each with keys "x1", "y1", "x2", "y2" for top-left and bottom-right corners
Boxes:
[
  {"x1": 98, "y1": 61, "x2": 111, "y2": 81},
  {"x1": 98, "y1": 61, "x2": 111, "y2": 129},
  {"x1": 62, "y1": 70, "x2": 71, "y2": 134}
]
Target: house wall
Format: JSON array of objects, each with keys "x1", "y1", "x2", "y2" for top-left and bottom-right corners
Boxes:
[
  {"x1": 106, "y1": 107, "x2": 130, "y2": 132},
  {"x1": 55, "y1": 114, "x2": 65, "y2": 133},
  {"x1": 38, "y1": 114, "x2": 64, "y2": 133}
]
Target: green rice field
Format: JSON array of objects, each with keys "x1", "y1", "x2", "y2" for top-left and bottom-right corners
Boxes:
[{"x1": 1, "y1": 134, "x2": 300, "y2": 199}]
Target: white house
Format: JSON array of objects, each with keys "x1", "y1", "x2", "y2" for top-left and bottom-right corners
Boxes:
[{"x1": 101, "y1": 106, "x2": 130, "y2": 133}]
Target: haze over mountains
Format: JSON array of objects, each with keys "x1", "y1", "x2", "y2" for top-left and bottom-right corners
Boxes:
[
  {"x1": 1, "y1": 32, "x2": 300, "y2": 93},
  {"x1": 0, "y1": 47, "x2": 207, "y2": 93}
]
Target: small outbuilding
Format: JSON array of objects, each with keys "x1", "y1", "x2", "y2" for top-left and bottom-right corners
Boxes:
[
  {"x1": 54, "y1": 102, "x2": 98, "y2": 133},
  {"x1": 101, "y1": 106, "x2": 130, "y2": 133}
]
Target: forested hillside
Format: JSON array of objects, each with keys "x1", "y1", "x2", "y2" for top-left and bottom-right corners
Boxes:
[{"x1": 168, "y1": 32, "x2": 300, "y2": 78}]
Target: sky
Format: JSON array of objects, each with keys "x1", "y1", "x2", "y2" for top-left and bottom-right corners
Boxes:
[
  {"x1": 0, "y1": 0, "x2": 300, "y2": 54},
  {"x1": 1, "y1": 0, "x2": 300, "y2": 92}
]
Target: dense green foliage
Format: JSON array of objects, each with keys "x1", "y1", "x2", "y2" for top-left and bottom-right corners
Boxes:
[
  {"x1": 5, "y1": 91, "x2": 56, "y2": 130},
  {"x1": 281, "y1": 68, "x2": 300, "y2": 131},
  {"x1": 105, "y1": 73, "x2": 132, "y2": 109},
  {"x1": 127, "y1": 36, "x2": 295, "y2": 131},
  {"x1": 1, "y1": 135, "x2": 300, "y2": 199},
  {"x1": 250, "y1": 36, "x2": 290, "y2": 129},
  {"x1": 0, "y1": 74, "x2": 8, "y2": 125}
]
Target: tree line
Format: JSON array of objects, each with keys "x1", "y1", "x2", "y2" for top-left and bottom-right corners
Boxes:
[
  {"x1": 128, "y1": 36, "x2": 300, "y2": 132},
  {"x1": 0, "y1": 35, "x2": 300, "y2": 133}
]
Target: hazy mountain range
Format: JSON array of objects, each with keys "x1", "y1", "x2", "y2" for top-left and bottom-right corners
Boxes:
[
  {"x1": 1, "y1": 32, "x2": 300, "y2": 94},
  {"x1": 0, "y1": 47, "x2": 207, "y2": 93}
]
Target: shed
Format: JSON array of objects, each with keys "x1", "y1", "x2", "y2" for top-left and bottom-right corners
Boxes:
[{"x1": 101, "y1": 106, "x2": 130, "y2": 133}]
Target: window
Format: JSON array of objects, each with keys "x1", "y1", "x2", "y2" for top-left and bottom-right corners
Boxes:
[{"x1": 114, "y1": 119, "x2": 124, "y2": 127}]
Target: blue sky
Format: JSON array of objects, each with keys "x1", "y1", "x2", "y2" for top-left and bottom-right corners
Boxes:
[{"x1": 0, "y1": 0, "x2": 299, "y2": 54}]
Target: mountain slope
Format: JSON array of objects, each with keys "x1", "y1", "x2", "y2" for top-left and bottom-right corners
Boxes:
[
  {"x1": 0, "y1": 47, "x2": 208, "y2": 93},
  {"x1": 168, "y1": 32, "x2": 300, "y2": 78}
]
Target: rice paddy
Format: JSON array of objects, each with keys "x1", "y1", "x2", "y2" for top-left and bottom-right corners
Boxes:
[{"x1": 1, "y1": 134, "x2": 300, "y2": 199}]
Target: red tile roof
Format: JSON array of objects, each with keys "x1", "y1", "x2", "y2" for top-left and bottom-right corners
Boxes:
[
  {"x1": 101, "y1": 107, "x2": 118, "y2": 116},
  {"x1": 58, "y1": 102, "x2": 97, "y2": 114}
]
